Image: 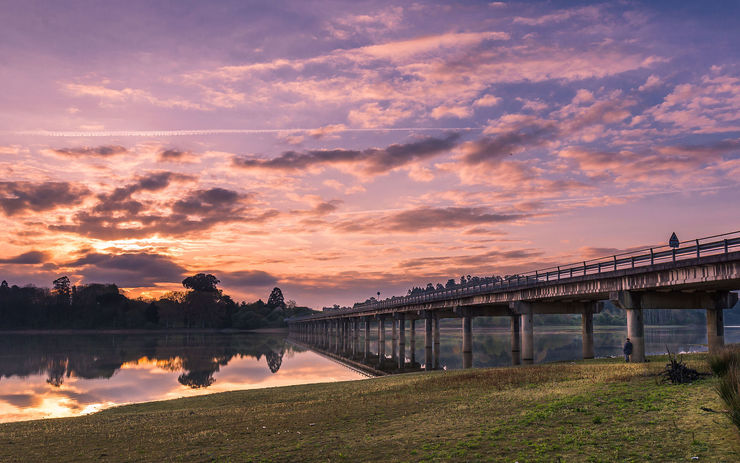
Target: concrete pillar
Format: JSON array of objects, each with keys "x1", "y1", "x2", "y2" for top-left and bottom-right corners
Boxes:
[
  {"x1": 334, "y1": 320, "x2": 340, "y2": 352},
  {"x1": 338, "y1": 320, "x2": 343, "y2": 352},
  {"x1": 462, "y1": 315, "x2": 472, "y2": 369},
  {"x1": 582, "y1": 309, "x2": 594, "y2": 359},
  {"x1": 353, "y1": 319, "x2": 360, "y2": 357},
  {"x1": 707, "y1": 307, "x2": 725, "y2": 354},
  {"x1": 626, "y1": 308, "x2": 645, "y2": 362},
  {"x1": 510, "y1": 315, "x2": 521, "y2": 365},
  {"x1": 433, "y1": 312, "x2": 440, "y2": 369},
  {"x1": 344, "y1": 320, "x2": 349, "y2": 353},
  {"x1": 398, "y1": 313, "x2": 406, "y2": 369},
  {"x1": 410, "y1": 319, "x2": 416, "y2": 365},
  {"x1": 392, "y1": 318, "x2": 398, "y2": 360},
  {"x1": 521, "y1": 308, "x2": 534, "y2": 364},
  {"x1": 364, "y1": 318, "x2": 370, "y2": 359},
  {"x1": 425, "y1": 314, "x2": 433, "y2": 370},
  {"x1": 378, "y1": 316, "x2": 386, "y2": 361}
]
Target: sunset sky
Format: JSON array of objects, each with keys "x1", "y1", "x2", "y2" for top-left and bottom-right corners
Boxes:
[{"x1": 1, "y1": 1, "x2": 739, "y2": 307}]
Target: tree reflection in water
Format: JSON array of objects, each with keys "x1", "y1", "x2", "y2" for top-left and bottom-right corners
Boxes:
[{"x1": 0, "y1": 333, "x2": 297, "y2": 389}]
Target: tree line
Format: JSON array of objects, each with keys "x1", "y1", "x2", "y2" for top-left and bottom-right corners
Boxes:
[{"x1": 0, "y1": 273, "x2": 316, "y2": 330}]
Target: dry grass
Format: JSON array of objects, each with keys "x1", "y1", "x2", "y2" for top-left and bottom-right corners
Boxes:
[{"x1": 1, "y1": 354, "x2": 738, "y2": 462}]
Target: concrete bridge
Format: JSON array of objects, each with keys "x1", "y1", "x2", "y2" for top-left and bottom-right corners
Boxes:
[{"x1": 288, "y1": 232, "x2": 740, "y2": 369}]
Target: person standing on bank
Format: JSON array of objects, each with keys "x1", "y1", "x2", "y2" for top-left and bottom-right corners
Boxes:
[{"x1": 623, "y1": 337, "x2": 633, "y2": 362}]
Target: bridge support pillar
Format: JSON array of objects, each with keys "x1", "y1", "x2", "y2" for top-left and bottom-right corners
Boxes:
[
  {"x1": 340, "y1": 319, "x2": 345, "y2": 353},
  {"x1": 521, "y1": 308, "x2": 534, "y2": 364},
  {"x1": 346, "y1": 319, "x2": 351, "y2": 353},
  {"x1": 397, "y1": 313, "x2": 406, "y2": 369},
  {"x1": 510, "y1": 315, "x2": 521, "y2": 365},
  {"x1": 425, "y1": 313, "x2": 433, "y2": 371},
  {"x1": 364, "y1": 318, "x2": 370, "y2": 360},
  {"x1": 611, "y1": 291, "x2": 645, "y2": 362},
  {"x1": 410, "y1": 319, "x2": 416, "y2": 365},
  {"x1": 353, "y1": 318, "x2": 360, "y2": 357},
  {"x1": 433, "y1": 312, "x2": 440, "y2": 369},
  {"x1": 378, "y1": 316, "x2": 386, "y2": 365},
  {"x1": 462, "y1": 315, "x2": 473, "y2": 369},
  {"x1": 582, "y1": 309, "x2": 594, "y2": 360},
  {"x1": 707, "y1": 307, "x2": 725, "y2": 354},
  {"x1": 392, "y1": 318, "x2": 398, "y2": 360},
  {"x1": 626, "y1": 309, "x2": 645, "y2": 362},
  {"x1": 335, "y1": 320, "x2": 341, "y2": 352}
]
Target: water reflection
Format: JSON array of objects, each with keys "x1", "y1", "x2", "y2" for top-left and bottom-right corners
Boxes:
[
  {"x1": 4, "y1": 326, "x2": 739, "y2": 423},
  {"x1": 291, "y1": 322, "x2": 740, "y2": 374},
  {"x1": 0, "y1": 333, "x2": 364, "y2": 423}
]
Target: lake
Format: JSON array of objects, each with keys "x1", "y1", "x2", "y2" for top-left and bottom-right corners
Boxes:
[{"x1": 1, "y1": 326, "x2": 737, "y2": 423}]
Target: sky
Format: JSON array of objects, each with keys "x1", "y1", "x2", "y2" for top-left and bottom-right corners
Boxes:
[{"x1": 0, "y1": 0, "x2": 739, "y2": 307}]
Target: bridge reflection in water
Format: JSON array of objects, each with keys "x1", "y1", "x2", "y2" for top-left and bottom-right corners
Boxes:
[{"x1": 289, "y1": 231, "x2": 740, "y2": 369}]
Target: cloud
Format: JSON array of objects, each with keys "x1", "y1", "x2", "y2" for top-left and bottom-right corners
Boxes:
[
  {"x1": 0, "y1": 251, "x2": 49, "y2": 265},
  {"x1": 430, "y1": 105, "x2": 472, "y2": 119},
  {"x1": 513, "y1": 5, "x2": 601, "y2": 26},
  {"x1": 92, "y1": 171, "x2": 195, "y2": 215},
  {"x1": 65, "y1": 83, "x2": 204, "y2": 110},
  {"x1": 307, "y1": 124, "x2": 347, "y2": 139},
  {"x1": 473, "y1": 95, "x2": 501, "y2": 107},
  {"x1": 158, "y1": 149, "x2": 195, "y2": 162},
  {"x1": 214, "y1": 270, "x2": 279, "y2": 289},
  {"x1": 461, "y1": 120, "x2": 557, "y2": 166},
  {"x1": 557, "y1": 138, "x2": 740, "y2": 186},
  {"x1": 232, "y1": 133, "x2": 461, "y2": 176},
  {"x1": 68, "y1": 252, "x2": 187, "y2": 287},
  {"x1": 333, "y1": 206, "x2": 527, "y2": 233},
  {"x1": 638, "y1": 74, "x2": 661, "y2": 91},
  {"x1": 50, "y1": 175, "x2": 270, "y2": 240},
  {"x1": 647, "y1": 71, "x2": 740, "y2": 133},
  {"x1": 398, "y1": 247, "x2": 544, "y2": 270},
  {"x1": 0, "y1": 181, "x2": 90, "y2": 216},
  {"x1": 50, "y1": 145, "x2": 128, "y2": 157},
  {"x1": 347, "y1": 102, "x2": 413, "y2": 128}
]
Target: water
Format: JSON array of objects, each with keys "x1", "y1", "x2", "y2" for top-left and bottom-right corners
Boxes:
[
  {"x1": 2, "y1": 326, "x2": 737, "y2": 423},
  {"x1": 0, "y1": 332, "x2": 363, "y2": 423}
]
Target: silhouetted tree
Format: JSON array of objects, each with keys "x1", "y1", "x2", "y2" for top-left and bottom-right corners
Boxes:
[
  {"x1": 178, "y1": 370, "x2": 216, "y2": 388},
  {"x1": 267, "y1": 287, "x2": 285, "y2": 309},
  {"x1": 182, "y1": 273, "x2": 220, "y2": 292},
  {"x1": 53, "y1": 276, "x2": 71, "y2": 306},
  {"x1": 145, "y1": 302, "x2": 160, "y2": 325}
]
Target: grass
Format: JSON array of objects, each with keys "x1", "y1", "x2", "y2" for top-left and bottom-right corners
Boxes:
[
  {"x1": 709, "y1": 344, "x2": 740, "y2": 430},
  {"x1": 1, "y1": 354, "x2": 739, "y2": 462}
]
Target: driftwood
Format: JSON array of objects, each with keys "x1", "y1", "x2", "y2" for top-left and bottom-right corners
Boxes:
[{"x1": 659, "y1": 347, "x2": 707, "y2": 384}]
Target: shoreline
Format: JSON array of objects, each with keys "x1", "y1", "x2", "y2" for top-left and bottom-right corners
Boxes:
[
  {"x1": 0, "y1": 327, "x2": 290, "y2": 335},
  {"x1": 0, "y1": 323, "x2": 721, "y2": 335}
]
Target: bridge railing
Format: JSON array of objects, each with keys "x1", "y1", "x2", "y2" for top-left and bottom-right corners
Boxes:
[{"x1": 292, "y1": 231, "x2": 740, "y2": 321}]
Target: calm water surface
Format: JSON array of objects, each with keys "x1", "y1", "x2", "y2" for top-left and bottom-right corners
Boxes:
[{"x1": 1, "y1": 326, "x2": 737, "y2": 423}]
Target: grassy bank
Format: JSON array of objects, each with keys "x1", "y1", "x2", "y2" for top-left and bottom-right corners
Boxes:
[{"x1": 1, "y1": 355, "x2": 738, "y2": 462}]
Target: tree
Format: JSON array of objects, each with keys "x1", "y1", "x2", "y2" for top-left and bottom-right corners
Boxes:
[
  {"x1": 446, "y1": 279, "x2": 456, "y2": 289},
  {"x1": 182, "y1": 273, "x2": 220, "y2": 292},
  {"x1": 267, "y1": 287, "x2": 285, "y2": 309},
  {"x1": 52, "y1": 276, "x2": 71, "y2": 306},
  {"x1": 145, "y1": 302, "x2": 160, "y2": 325}
]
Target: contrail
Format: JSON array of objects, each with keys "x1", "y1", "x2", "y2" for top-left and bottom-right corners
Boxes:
[{"x1": 10, "y1": 127, "x2": 482, "y2": 137}]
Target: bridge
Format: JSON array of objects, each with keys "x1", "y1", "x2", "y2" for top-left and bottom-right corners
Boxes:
[{"x1": 288, "y1": 231, "x2": 740, "y2": 370}]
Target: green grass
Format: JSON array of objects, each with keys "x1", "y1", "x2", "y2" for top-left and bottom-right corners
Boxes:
[{"x1": 1, "y1": 354, "x2": 739, "y2": 462}]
